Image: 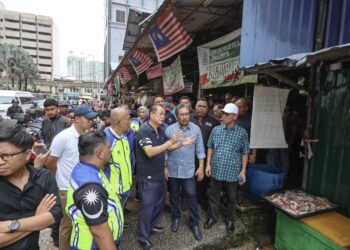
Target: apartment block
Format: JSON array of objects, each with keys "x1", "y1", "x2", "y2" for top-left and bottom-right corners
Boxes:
[{"x1": 0, "y1": 8, "x2": 54, "y2": 80}]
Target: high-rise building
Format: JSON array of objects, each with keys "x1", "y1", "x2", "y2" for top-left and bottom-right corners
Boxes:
[
  {"x1": 0, "y1": 6, "x2": 56, "y2": 81},
  {"x1": 104, "y1": 0, "x2": 163, "y2": 79},
  {"x1": 67, "y1": 52, "x2": 104, "y2": 83}
]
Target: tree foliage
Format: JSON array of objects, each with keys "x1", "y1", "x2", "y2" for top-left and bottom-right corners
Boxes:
[{"x1": 0, "y1": 44, "x2": 40, "y2": 90}]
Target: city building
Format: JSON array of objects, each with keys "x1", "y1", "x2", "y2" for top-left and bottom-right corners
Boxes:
[
  {"x1": 0, "y1": 3, "x2": 57, "y2": 81},
  {"x1": 103, "y1": 0, "x2": 163, "y2": 79},
  {"x1": 67, "y1": 51, "x2": 104, "y2": 83}
]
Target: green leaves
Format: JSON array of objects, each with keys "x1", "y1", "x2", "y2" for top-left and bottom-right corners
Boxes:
[{"x1": 0, "y1": 44, "x2": 39, "y2": 90}]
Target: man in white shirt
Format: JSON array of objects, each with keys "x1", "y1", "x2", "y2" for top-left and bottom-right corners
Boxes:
[{"x1": 46, "y1": 104, "x2": 96, "y2": 250}]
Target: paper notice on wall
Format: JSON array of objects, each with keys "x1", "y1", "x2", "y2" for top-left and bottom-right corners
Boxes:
[{"x1": 250, "y1": 86, "x2": 291, "y2": 148}]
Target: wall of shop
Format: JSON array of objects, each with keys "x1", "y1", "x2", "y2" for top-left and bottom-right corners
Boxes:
[
  {"x1": 240, "y1": 0, "x2": 350, "y2": 67},
  {"x1": 240, "y1": 0, "x2": 317, "y2": 67},
  {"x1": 324, "y1": 0, "x2": 350, "y2": 47},
  {"x1": 308, "y1": 67, "x2": 350, "y2": 216}
]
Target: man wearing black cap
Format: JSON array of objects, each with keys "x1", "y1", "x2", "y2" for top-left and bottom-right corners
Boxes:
[
  {"x1": 58, "y1": 101, "x2": 69, "y2": 117},
  {"x1": 46, "y1": 104, "x2": 97, "y2": 250},
  {"x1": 6, "y1": 99, "x2": 23, "y2": 119}
]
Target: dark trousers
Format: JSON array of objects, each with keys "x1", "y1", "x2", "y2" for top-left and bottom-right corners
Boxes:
[
  {"x1": 168, "y1": 177, "x2": 200, "y2": 227},
  {"x1": 137, "y1": 180, "x2": 166, "y2": 242},
  {"x1": 207, "y1": 177, "x2": 237, "y2": 221},
  {"x1": 195, "y1": 158, "x2": 209, "y2": 210}
]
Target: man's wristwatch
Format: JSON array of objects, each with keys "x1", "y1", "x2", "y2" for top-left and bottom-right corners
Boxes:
[{"x1": 8, "y1": 220, "x2": 20, "y2": 232}]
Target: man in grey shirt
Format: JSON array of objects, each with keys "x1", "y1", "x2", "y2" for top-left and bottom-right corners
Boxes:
[
  {"x1": 42, "y1": 99, "x2": 67, "y2": 149},
  {"x1": 165, "y1": 103, "x2": 205, "y2": 241}
]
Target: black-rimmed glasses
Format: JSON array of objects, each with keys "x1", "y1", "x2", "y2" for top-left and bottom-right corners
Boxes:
[{"x1": 0, "y1": 149, "x2": 28, "y2": 161}]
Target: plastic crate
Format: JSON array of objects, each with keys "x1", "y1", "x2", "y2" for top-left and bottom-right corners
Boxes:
[{"x1": 275, "y1": 210, "x2": 350, "y2": 250}]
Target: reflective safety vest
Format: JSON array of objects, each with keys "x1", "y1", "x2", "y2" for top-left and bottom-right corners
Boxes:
[
  {"x1": 66, "y1": 161, "x2": 124, "y2": 250},
  {"x1": 106, "y1": 128, "x2": 132, "y2": 196},
  {"x1": 130, "y1": 118, "x2": 140, "y2": 132}
]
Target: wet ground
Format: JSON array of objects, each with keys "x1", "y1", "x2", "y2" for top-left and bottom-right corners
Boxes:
[{"x1": 39, "y1": 191, "x2": 274, "y2": 250}]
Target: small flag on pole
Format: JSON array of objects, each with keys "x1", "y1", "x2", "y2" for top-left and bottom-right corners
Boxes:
[
  {"x1": 119, "y1": 66, "x2": 132, "y2": 84},
  {"x1": 149, "y1": 9, "x2": 193, "y2": 62},
  {"x1": 128, "y1": 50, "x2": 153, "y2": 75}
]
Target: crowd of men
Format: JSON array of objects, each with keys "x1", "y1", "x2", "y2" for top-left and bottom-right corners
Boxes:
[{"x1": 0, "y1": 93, "x2": 256, "y2": 250}]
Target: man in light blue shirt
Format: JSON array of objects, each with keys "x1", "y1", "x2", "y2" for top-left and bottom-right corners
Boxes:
[{"x1": 165, "y1": 103, "x2": 206, "y2": 241}]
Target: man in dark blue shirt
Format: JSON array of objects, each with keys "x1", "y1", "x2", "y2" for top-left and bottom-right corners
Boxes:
[{"x1": 135, "y1": 104, "x2": 194, "y2": 250}]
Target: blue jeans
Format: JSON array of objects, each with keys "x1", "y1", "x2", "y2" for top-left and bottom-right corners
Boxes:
[{"x1": 168, "y1": 177, "x2": 200, "y2": 227}]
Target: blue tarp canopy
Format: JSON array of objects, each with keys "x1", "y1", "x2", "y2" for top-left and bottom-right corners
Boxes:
[{"x1": 64, "y1": 92, "x2": 80, "y2": 98}]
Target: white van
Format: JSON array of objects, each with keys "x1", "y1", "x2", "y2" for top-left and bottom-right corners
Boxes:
[{"x1": 0, "y1": 90, "x2": 36, "y2": 118}]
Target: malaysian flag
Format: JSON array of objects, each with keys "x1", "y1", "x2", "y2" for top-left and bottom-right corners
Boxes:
[
  {"x1": 119, "y1": 66, "x2": 132, "y2": 84},
  {"x1": 128, "y1": 50, "x2": 153, "y2": 75},
  {"x1": 149, "y1": 9, "x2": 193, "y2": 62}
]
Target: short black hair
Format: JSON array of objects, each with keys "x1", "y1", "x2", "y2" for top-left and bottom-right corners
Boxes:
[
  {"x1": 100, "y1": 110, "x2": 111, "y2": 118},
  {"x1": 44, "y1": 98, "x2": 58, "y2": 107},
  {"x1": 196, "y1": 97, "x2": 208, "y2": 104},
  {"x1": 179, "y1": 95, "x2": 191, "y2": 102},
  {"x1": 152, "y1": 95, "x2": 163, "y2": 104},
  {"x1": 0, "y1": 126, "x2": 34, "y2": 150},
  {"x1": 78, "y1": 131, "x2": 107, "y2": 157}
]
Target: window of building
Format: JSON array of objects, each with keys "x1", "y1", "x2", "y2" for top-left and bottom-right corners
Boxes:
[
  {"x1": 22, "y1": 29, "x2": 36, "y2": 34},
  {"x1": 39, "y1": 48, "x2": 51, "y2": 52},
  {"x1": 5, "y1": 19, "x2": 19, "y2": 23},
  {"x1": 22, "y1": 21, "x2": 35, "y2": 25},
  {"x1": 22, "y1": 38, "x2": 37, "y2": 42},
  {"x1": 38, "y1": 32, "x2": 51, "y2": 36},
  {"x1": 38, "y1": 40, "x2": 51, "y2": 44},
  {"x1": 38, "y1": 23, "x2": 51, "y2": 28},
  {"x1": 116, "y1": 10, "x2": 125, "y2": 23}
]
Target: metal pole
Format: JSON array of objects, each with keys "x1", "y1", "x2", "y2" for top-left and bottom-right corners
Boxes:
[{"x1": 302, "y1": 63, "x2": 319, "y2": 189}]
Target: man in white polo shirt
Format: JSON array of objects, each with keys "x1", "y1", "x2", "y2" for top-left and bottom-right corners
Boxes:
[{"x1": 46, "y1": 104, "x2": 97, "y2": 250}]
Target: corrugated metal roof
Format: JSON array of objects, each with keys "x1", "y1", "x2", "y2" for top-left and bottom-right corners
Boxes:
[
  {"x1": 242, "y1": 43, "x2": 350, "y2": 72},
  {"x1": 240, "y1": 0, "x2": 317, "y2": 67},
  {"x1": 325, "y1": 0, "x2": 350, "y2": 48},
  {"x1": 123, "y1": 8, "x2": 151, "y2": 51}
]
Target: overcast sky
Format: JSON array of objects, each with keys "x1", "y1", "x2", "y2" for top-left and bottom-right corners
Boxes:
[{"x1": 2, "y1": 0, "x2": 105, "y2": 76}]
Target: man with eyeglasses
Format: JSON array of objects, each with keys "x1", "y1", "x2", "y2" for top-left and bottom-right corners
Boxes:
[
  {"x1": 204, "y1": 103, "x2": 250, "y2": 235},
  {"x1": 165, "y1": 103, "x2": 205, "y2": 241},
  {"x1": 46, "y1": 104, "x2": 97, "y2": 250},
  {"x1": 136, "y1": 104, "x2": 195, "y2": 250},
  {"x1": 0, "y1": 120, "x2": 62, "y2": 250}
]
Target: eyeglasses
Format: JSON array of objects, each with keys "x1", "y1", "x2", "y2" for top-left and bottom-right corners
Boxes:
[{"x1": 0, "y1": 149, "x2": 28, "y2": 161}]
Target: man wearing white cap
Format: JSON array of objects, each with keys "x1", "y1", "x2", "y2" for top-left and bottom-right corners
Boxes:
[{"x1": 204, "y1": 103, "x2": 250, "y2": 234}]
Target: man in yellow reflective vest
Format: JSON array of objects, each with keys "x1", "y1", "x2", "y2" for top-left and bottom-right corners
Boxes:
[
  {"x1": 66, "y1": 131, "x2": 124, "y2": 250},
  {"x1": 105, "y1": 107, "x2": 132, "y2": 227}
]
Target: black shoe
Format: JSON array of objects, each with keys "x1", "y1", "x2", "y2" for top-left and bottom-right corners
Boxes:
[
  {"x1": 138, "y1": 239, "x2": 154, "y2": 250},
  {"x1": 123, "y1": 220, "x2": 131, "y2": 229},
  {"x1": 204, "y1": 218, "x2": 216, "y2": 229},
  {"x1": 191, "y1": 225, "x2": 203, "y2": 241},
  {"x1": 171, "y1": 218, "x2": 181, "y2": 232},
  {"x1": 226, "y1": 220, "x2": 235, "y2": 234},
  {"x1": 151, "y1": 226, "x2": 164, "y2": 235}
]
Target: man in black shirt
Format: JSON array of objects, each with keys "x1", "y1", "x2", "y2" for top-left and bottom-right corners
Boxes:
[
  {"x1": 6, "y1": 99, "x2": 23, "y2": 119},
  {"x1": 191, "y1": 98, "x2": 220, "y2": 210},
  {"x1": 136, "y1": 104, "x2": 194, "y2": 250},
  {"x1": 0, "y1": 122, "x2": 62, "y2": 250},
  {"x1": 42, "y1": 99, "x2": 67, "y2": 148}
]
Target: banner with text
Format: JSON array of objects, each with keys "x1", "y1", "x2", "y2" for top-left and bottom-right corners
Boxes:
[
  {"x1": 162, "y1": 56, "x2": 184, "y2": 95},
  {"x1": 197, "y1": 29, "x2": 241, "y2": 86},
  {"x1": 250, "y1": 86, "x2": 291, "y2": 148}
]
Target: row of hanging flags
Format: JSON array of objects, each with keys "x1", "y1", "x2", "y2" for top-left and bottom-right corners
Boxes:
[{"x1": 117, "y1": 7, "x2": 243, "y2": 94}]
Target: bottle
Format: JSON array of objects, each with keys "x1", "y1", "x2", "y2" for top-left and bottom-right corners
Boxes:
[{"x1": 237, "y1": 175, "x2": 244, "y2": 185}]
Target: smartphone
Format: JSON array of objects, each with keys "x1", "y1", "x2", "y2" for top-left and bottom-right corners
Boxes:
[{"x1": 34, "y1": 145, "x2": 48, "y2": 155}]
